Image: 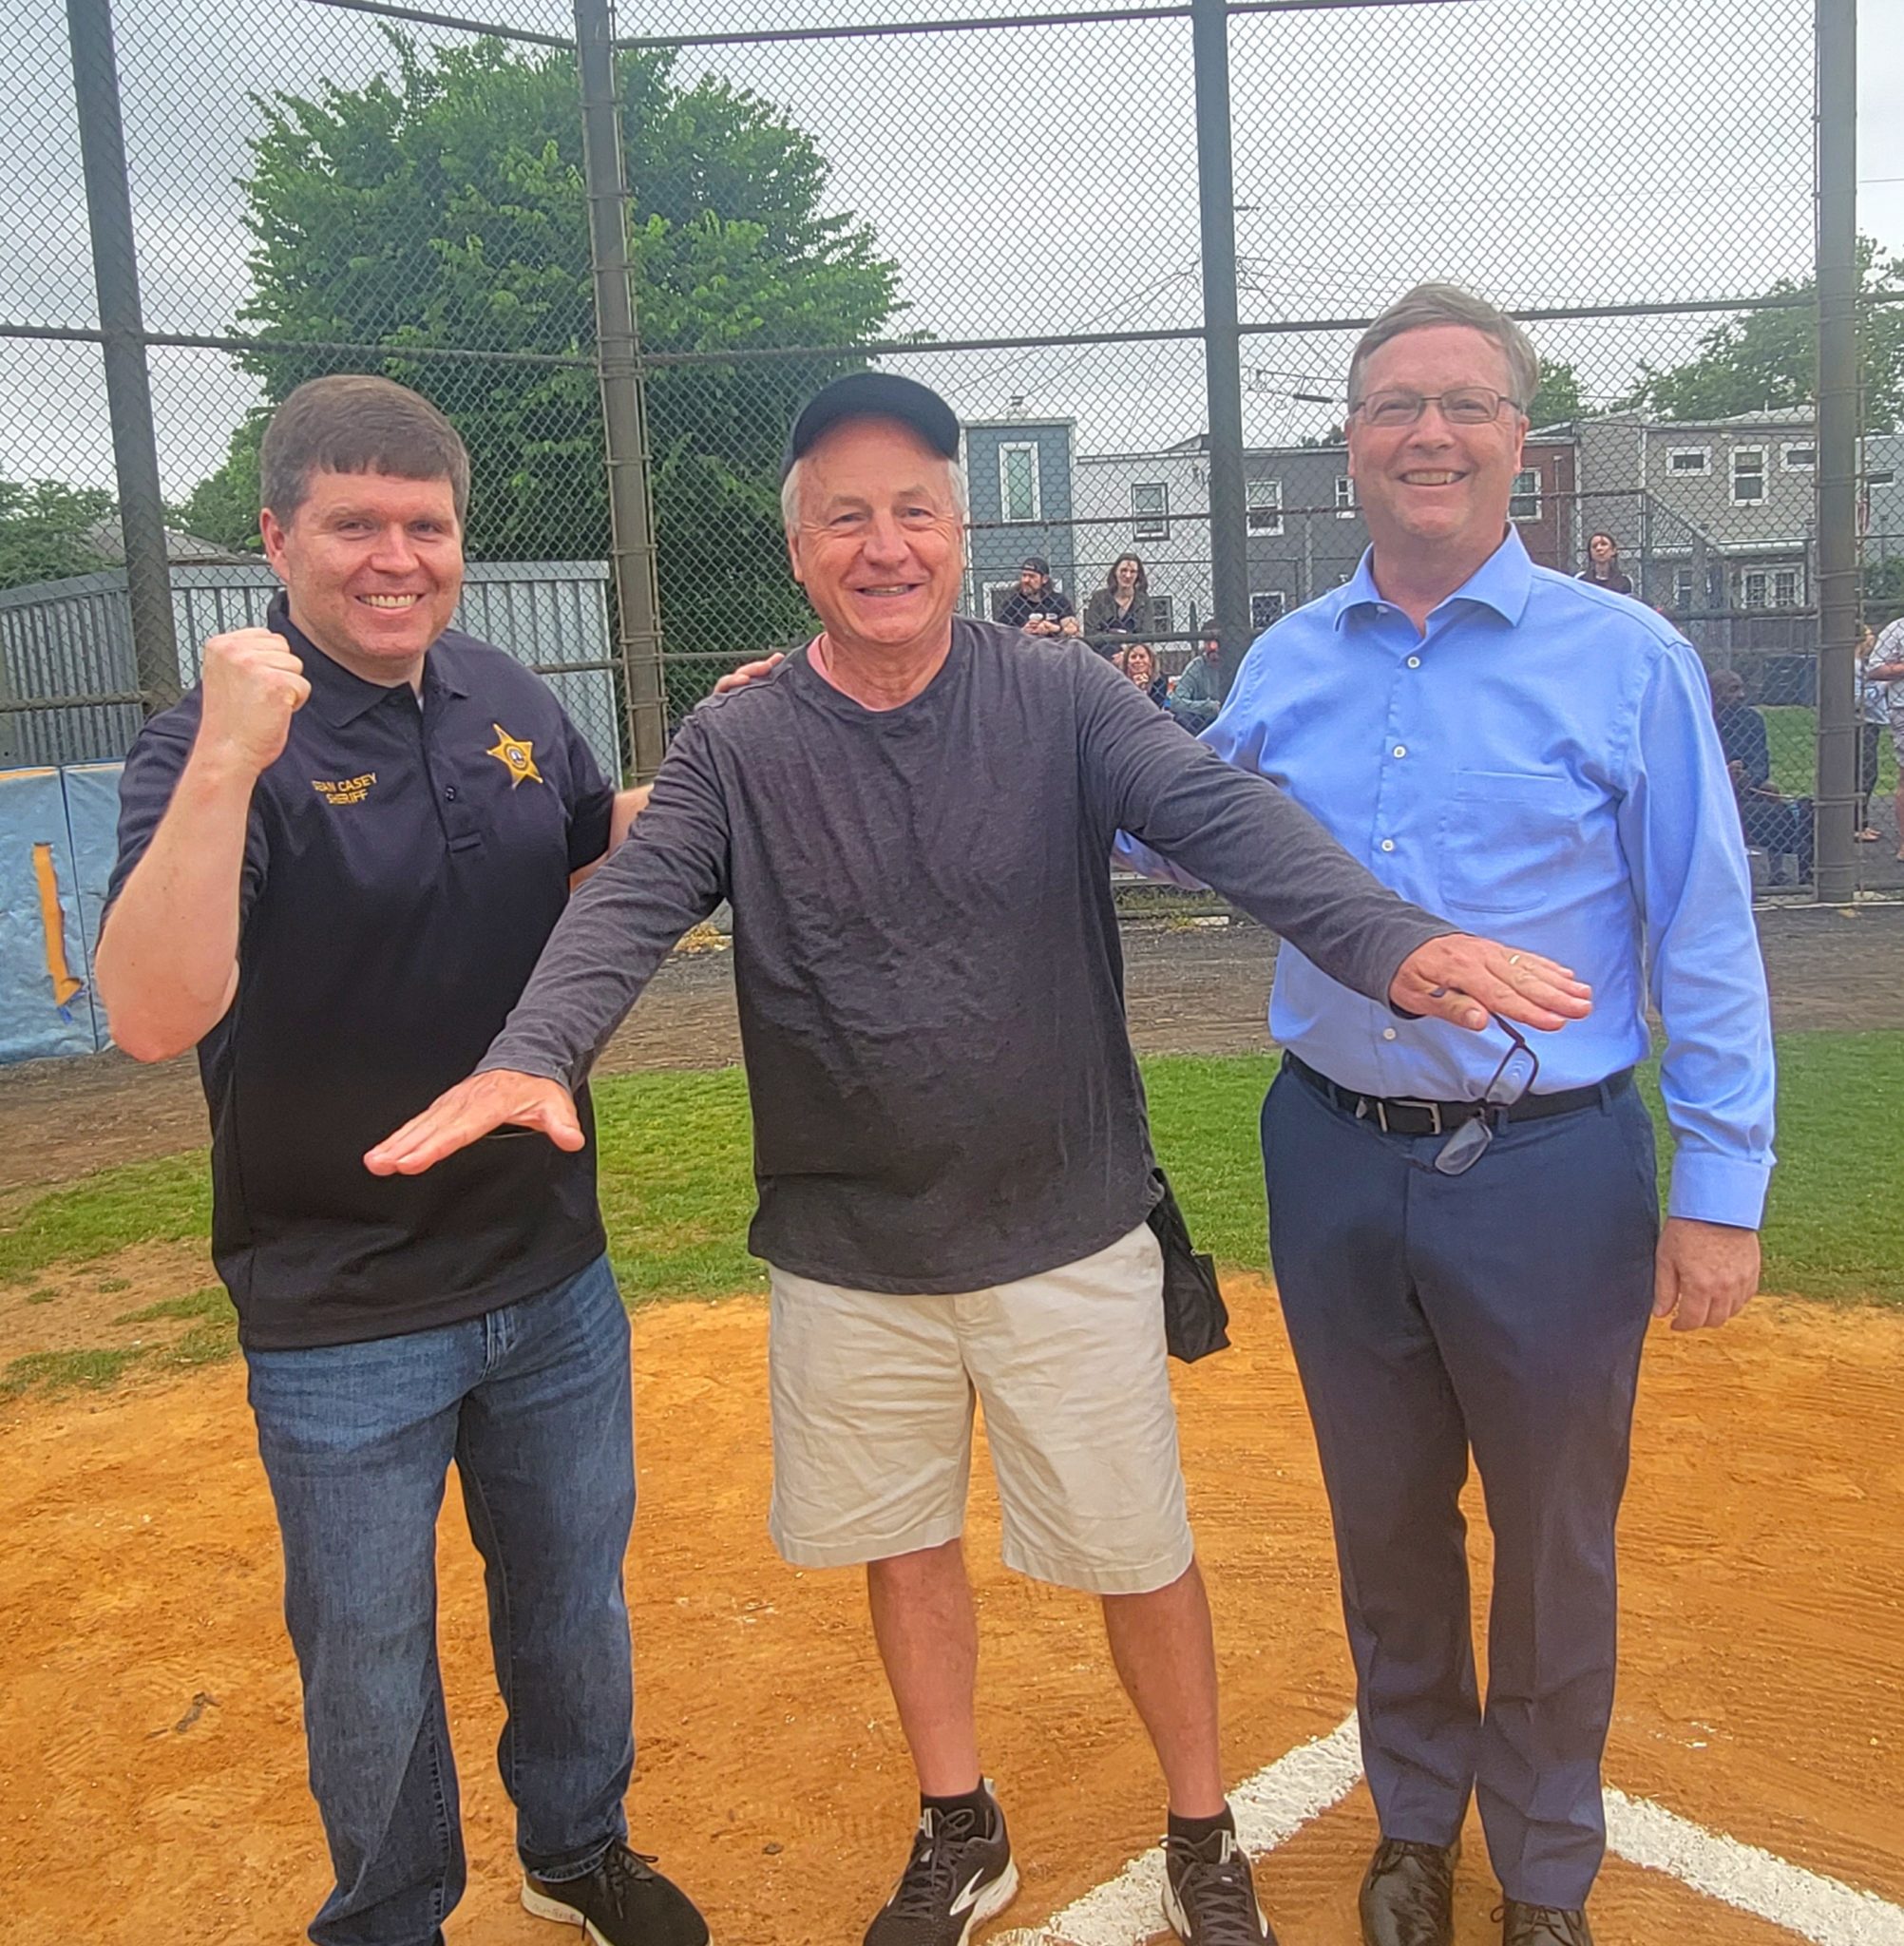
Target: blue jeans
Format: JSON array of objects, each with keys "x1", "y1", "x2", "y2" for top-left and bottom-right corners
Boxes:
[
  {"x1": 1263, "y1": 1064, "x2": 1659, "y2": 1910},
  {"x1": 246, "y1": 1254, "x2": 638, "y2": 1946}
]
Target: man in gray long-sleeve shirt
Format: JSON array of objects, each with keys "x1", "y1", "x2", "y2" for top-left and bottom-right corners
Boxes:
[{"x1": 368, "y1": 373, "x2": 1590, "y2": 1946}]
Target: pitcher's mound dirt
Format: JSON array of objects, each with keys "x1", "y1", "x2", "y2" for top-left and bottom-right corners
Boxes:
[{"x1": 1, "y1": 1278, "x2": 1898, "y2": 1944}]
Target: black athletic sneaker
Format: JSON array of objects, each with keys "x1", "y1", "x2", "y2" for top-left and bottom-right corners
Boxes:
[
  {"x1": 1162, "y1": 1825, "x2": 1275, "y2": 1944},
  {"x1": 864, "y1": 1786, "x2": 1019, "y2": 1946},
  {"x1": 522, "y1": 1840, "x2": 712, "y2": 1946}
]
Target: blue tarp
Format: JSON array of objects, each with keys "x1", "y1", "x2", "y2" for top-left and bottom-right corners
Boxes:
[{"x1": 0, "y1": 762, "x2": 124, "y2": 1064}]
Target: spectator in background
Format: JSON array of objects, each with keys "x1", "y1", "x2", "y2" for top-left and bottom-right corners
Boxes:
[
  {"x1": 1084, "y1": 554, "x2": 1155, "y2": 646},
  {"x1": 1576, "y1": 531, "x2": 1634, "y2": 597},
  {"x1": 1709, "y1": 667, "x2": 1812, "y2": 885},
  {"x1": 1170, "y1": 630, "x2": 1226, "y2": 735},
  {"x1": 1856, "y1": 623, "x2": 1887, "y2": 842},
  {"x1": 1115, "y1": 640, "x2": 1170, "y2": 708},
  {"x1": 1870, "y1": 615, "x2": 1904, "y2": 861},
  {"x1": 997, "y1": 556, "x2": 1078, "y2": 639}
]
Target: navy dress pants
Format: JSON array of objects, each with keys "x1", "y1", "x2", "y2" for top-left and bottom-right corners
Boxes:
[{"x1": 1262, "y1": 1060, "x2": 1660, "y2": 1909}]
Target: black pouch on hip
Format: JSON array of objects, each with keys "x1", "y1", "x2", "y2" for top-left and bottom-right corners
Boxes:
[{"x1": 1146, "y1": 1168, "x2": 1230, "y2": 1364}]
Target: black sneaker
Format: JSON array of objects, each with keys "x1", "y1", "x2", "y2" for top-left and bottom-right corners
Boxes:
[
  {"x1": 523, "y1": 1840, "x2": 711, "y2": 1946},
  {"x1": 1162, "y1": 1825, "x2": 1275, "y2": 1944},
  {"x1": 864, "y1": 1785, "x2": 1019, "y2": 1946}
]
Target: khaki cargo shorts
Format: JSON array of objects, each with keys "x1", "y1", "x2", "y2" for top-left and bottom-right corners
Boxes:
[{"x1": 766, "y1": 1221, "x2": 1193, "y2": 1595}]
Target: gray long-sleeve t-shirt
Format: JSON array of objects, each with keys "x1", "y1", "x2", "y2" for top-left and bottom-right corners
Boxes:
[{"x1": 482, "y1": 621, "x2": 1455, "y2": 1293}]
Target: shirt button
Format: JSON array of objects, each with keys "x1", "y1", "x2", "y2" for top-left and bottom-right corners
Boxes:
[
  {"x1": 444, "y1": 786, "x2": 458, "y2": 801},
  {"x1": 1382, "y1": 1028, "x2": 1399, "y2": 1041},
  {"x1": 1407, "y1": 656, "x2": 1421, "y2": 668},
  {"x1": 1380, "y1": 839, "x2": 1396, "y2": 852},
  {"x1": 1393, "y1": 744, "x2": 1408, "y2": 758}
]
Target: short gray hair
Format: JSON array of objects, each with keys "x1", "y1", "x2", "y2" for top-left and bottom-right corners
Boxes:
[
  {"x1": 780, "y1": 450, "x2": 969, "y2": 537},
  {"x1": 1347, "y1": 283, "x2": 1540, "y2": 415}
]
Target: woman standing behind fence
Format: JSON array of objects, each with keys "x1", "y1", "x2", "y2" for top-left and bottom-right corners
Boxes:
[
  {"x1": 1085, "y1": 554, "x2": 1154, "y2": 645},
  {"x1": 1576, "y1": 531, "x2": 1634, "y2": 596}
]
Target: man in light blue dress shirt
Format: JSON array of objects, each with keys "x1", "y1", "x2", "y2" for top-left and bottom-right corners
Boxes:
[{"x1": 1131, "y1": 285, "x2": 1773, "y2": 1946}]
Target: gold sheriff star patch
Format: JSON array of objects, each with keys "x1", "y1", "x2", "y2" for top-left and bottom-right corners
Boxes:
[{"x1": 486, "y1": 722, "x2": 543, "y2": 787}]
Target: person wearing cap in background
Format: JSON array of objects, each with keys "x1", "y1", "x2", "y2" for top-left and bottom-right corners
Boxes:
[
  {"x1": 359, "y1": 369, "x2": 1591, "y2": 1946},
  {"x1": 1169, "y1": 628, "x2": 1228, "y2": 735},
  {"x1": 996, "y1": 553, "x2": 1079, "y2": 637},
  {"x1": 91, "y1": 374, "x2": 707, "y2": 1946}
]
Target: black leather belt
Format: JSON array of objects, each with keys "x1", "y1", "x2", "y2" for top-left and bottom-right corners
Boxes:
[{"x1": 1284, "y1": 1050, "x2": 1632, "y2": 1136}]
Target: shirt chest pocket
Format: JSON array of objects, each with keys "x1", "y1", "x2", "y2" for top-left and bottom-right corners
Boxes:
[{"x1": 1436, "y1": 770, "x2": 1580, "y2": 916}]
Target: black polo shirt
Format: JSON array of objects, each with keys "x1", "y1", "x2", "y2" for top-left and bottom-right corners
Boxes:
[{"x1": 106, "y1": 596, "x2": 615, "y2": 1350}]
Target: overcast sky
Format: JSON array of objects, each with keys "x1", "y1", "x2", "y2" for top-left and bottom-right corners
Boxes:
[{"x1": 1, "y1": 0, "x2": 1897, "y2": 494}]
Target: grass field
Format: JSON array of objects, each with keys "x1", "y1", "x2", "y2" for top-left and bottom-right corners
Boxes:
[
  {"x1": 2, "y1": 1032, "x2": 1899, "y2": 1407},
  {"x1": 1761, "y1": 703, "x2": 1899, "y2": 800}
]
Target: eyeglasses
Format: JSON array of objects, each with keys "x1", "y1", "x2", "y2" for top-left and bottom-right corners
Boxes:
[
  {"x1": 1348, "y1": 387, "x2": 1526, "y2": 429},
  {"x1": 1433, "y1": 1018, "x2": 1540, "y2": 1176}
]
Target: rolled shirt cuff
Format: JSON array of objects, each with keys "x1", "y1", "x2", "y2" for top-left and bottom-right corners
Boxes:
[{"x1": 1666, "y1": 1148, "x2": 1771, "y2": 1230}]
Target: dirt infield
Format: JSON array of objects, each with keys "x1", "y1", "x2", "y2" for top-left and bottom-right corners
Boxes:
[{"x1": 2, "y1": 1277, "x2": 1899, "y2": 1945}]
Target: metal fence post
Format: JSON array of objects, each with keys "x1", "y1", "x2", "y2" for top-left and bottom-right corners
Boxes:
[
  {"x1": 66, "y1": 0, "x2": 180, "y2": 712},
  {"x1": 1813, "y1": 0, "x2": 1857, "y2": 903},
  {"x1": 575, "y1": 0, "x2": 667, "y2": 782},
  {"x1": 1191, "y1": 0, "x2": 1249, "y2": 692}
]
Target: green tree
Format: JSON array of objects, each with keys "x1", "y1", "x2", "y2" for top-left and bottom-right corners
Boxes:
[
  {"x1": 1618, "y1": 239, "x2": 1904, "y2": 429},
  {"x1": 0, "y1": 480, "x2": 117, "y2": 592},
  {"x1": 181, "y1": 32, "x2": 903, "y2": 677},
  {"x1": 1527, "y1": 357, "x2": 1584, "y2": 428}
]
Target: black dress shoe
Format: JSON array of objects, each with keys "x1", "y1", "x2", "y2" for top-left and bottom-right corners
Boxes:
[
  {"x1": 1496, "y1": 1899, "x2": 1594, "y2": 1944},
  {"x1": 1359, "y1": 1837, "x2": 1458, "y2": 1946}
]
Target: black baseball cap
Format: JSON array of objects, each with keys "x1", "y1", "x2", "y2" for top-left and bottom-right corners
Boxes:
[
  {"x1": 1019, "y1": 555, "x2": 1051, "y2": 576},
  {"x1": 781, "y1": 372, "x2": 962, "y2": 481}
]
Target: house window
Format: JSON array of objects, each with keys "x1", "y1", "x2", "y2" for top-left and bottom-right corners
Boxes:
[
  {"x1": 1673, "y1": 567, "x2": 1695, "y2": 610},
  {"x1": 999, "y1": 444, "x2": 1040, "y2": 524},
  {"x1": 1246, "y1": 479, "x2": 1284, "y2": 534},
  {"x1": 1132, "y1": 481, "x2": 1170, "y2": 541},
  {"x1": 1150, "y1": 593, "x2": 1176, "y2": 637},
  {"x1": 1667, "y1": 447, "x2": 1711, "y2": 475},
  {"x1": 1731, "y1": 448, "x2": 1767, "y2": 504},
  {"x1": 984, "y1": 582, "x2": 1021, "y2": 621},
  {"x1": 1741, "y1": 570, "x2": 1769, "y2": 608},
  {"x1": 1869, "y1": 469, "x2": 1896, "y2": 486},
  {"x1": 1334, "y1": 476, "x2": 1357, "y2": 519},
  {"x1": 1780, "y1": 443, "x2": 1817, "y2": 472},
  {"x1": 1772, "y1": 567, "x2": 1801, "y2": 607},
  {"x1": 1509, "y1": 467, "x2": 1542, "y2": 521},
  {"x1": 1249, "y1": 591, "x2": 1285, "y2": 631}
]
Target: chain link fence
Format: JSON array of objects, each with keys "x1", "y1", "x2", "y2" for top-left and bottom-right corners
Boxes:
[{"x1": 1, "y1": 0, "x2": 1894, "y2": 899}]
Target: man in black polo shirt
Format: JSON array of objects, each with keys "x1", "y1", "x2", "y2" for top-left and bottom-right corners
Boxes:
[{"x1": 94, "y1": 376, "x2": 706, "y2": 1946}]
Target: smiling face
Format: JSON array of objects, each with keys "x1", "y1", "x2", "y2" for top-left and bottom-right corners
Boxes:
[
  {"x1": 786, "y1": 418, "x2": 964, "y2": 658},
  {"x1": 1122, "y1": 643, "x2": 1156, "y2": 686},
  {"x1": 1347, "y1": 323, "x2": 1527, "y2": 572},
  {"x1": 261, "y1": 467, "x2": 463, "y2": 684},
  {"x1": 1114, "y1": 556, "x2": 1140, "y2": 594}
]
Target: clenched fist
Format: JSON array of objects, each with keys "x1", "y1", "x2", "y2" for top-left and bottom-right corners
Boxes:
[{"x1": 197, "y1": 628, "x2": 312, "y2": 775}]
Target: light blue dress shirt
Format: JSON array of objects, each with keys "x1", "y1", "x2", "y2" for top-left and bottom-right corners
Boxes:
[{"x1": 1120, "y1": 530, "x2": 1775, "y2": 1229}]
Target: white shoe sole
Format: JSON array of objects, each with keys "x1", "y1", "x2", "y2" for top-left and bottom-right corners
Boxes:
[
  {"x1": 952, "y1": 1857, "x2": 1020, "y2": 1943},
  {"x1": 1160, "y1": 1874, "x2": 1268, "y2": 1943},
  {"x1": 521, "y1": 1876, "x2": 714, "y2": 1946}
]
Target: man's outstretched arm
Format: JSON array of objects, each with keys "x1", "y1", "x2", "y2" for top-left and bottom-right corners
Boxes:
[
  {"x1": 367, "y1": 715, "x2": 732, "y2": 1175},
  {"x1": 1081, "y1": 661, "x2": 1591, "y2": 1036}
]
